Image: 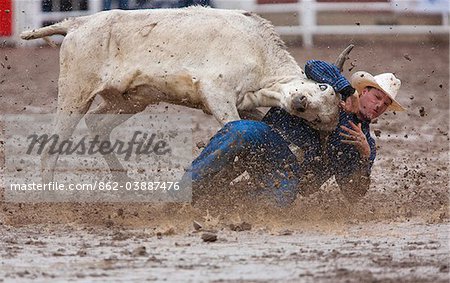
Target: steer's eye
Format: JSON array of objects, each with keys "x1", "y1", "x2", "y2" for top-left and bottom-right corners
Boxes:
[{"x1": 319, "y1": 84, "x2": 328, "y2": 91}]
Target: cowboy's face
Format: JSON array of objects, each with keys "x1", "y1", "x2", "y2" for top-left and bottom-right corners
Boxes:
[{"x1": 359, "y1": 87, "x2": 392, "y2": 121}]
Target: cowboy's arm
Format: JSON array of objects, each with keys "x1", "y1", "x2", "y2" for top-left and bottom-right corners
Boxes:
[
  {"x1": 304, "y1": 60, "x2": 356, "y2": 100},
  {"x1": 334, "y1": 136, "x2": 376, "y2": 202}
]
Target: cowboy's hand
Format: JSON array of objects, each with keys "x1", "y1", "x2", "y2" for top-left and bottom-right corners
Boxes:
[
  {"x1": 339, "y1": 121, "x2": 371, "y2": 159},
  {"x1": 340, "y1": 90, "x2": 360, "y2": 114},
  {"x1": 304, "y1": 60, "x2": 355, "y2": 98}
]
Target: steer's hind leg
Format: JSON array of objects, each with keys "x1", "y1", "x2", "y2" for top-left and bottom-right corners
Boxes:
[{"x1": 41, "y1": 87, "x2": 94, "y2": 184}]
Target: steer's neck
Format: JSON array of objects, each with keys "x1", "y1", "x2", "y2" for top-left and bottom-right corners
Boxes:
[
  {"x1": 263, "y1": 48, "x2": 305, "y2": 79},
  {"x1": 239, "y1": 75, "x2": 305, "y2": 110},
  {"x1": 247, "y1": 80, "x2": 293, "y2": 109},
  {"x1": 237, "y1": 84, "x2": 288, "y2": 110}
]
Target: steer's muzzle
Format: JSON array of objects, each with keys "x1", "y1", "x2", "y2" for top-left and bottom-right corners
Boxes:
[{"x1": 292, "y1": 95, "x2": 308, "y2": 113}]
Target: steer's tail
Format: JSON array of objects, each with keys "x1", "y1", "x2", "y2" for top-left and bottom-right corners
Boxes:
[{"x1": 20, "y1": 20, "x2": 72, "y2": 40}]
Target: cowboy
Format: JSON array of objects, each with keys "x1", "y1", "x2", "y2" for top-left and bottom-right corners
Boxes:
[{"x1": 183, "y1": 60, "x2": 405, "y2": 206}]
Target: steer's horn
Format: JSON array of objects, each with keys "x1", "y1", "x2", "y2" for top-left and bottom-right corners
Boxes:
[{"x1": 334, "y1": 44, "x2": 354, "y2": 72}]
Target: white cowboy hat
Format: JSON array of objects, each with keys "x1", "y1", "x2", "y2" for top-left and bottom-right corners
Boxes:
[{"x1": 350, "y1": 71, "x2": 405, "y2": 112}]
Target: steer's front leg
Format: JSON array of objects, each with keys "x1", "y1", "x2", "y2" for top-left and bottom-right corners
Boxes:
[{"x1": 200, "y1": 84, "x2": 241, "y2": 125}]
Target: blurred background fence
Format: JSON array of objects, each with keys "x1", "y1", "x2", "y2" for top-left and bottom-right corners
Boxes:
[{"x1": 0, "y1": 0, "x2": 448, "y2": 47}]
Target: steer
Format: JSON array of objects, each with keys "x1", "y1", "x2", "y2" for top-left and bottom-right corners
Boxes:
[{"x1": 21, "y1": 7, "x2": 350, "y2": 183}]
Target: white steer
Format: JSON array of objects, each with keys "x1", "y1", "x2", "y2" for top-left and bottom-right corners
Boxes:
[{"x1": 21, "y1": 7, "x2": 346, "y2": 183}]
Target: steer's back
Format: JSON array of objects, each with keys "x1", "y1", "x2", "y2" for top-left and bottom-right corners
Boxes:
[{"x1": 63, "y1": 7, "x2": 272, "y2": 84}]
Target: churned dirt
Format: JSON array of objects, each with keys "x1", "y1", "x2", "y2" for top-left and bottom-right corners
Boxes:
[{"x1": 0, "y1": 39, "x2": 449, "y2": 282}]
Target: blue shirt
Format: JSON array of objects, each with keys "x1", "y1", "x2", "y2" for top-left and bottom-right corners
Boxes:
[{"x1": 262, "y1": 107, "x2": 376, "y2": 196}]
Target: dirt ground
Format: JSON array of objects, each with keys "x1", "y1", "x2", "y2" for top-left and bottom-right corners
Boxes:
[{"x1": 0, "y1": 38, "x2": 449, "y2": 282}]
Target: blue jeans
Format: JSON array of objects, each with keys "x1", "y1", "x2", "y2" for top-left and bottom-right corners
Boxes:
[
  {"x1": 183, "y1": 120, "x2": 301, "y2": 207},
  {"x1": 103, "y1": 0, "x2": 128, "y2": 10}
]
